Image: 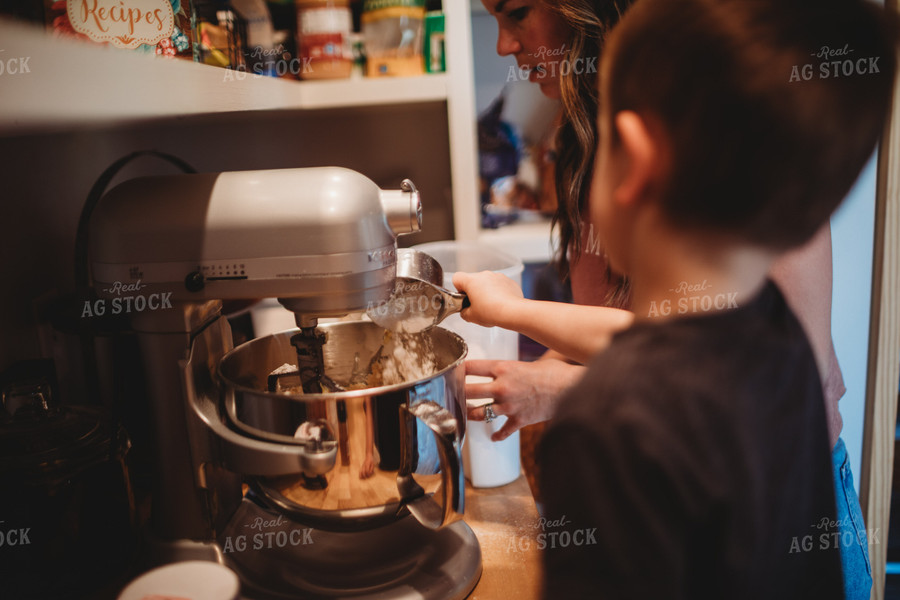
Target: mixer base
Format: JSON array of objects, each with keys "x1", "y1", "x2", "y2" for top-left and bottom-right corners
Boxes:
[{"x1": 221, "y1": 498, "x2": 483, "y2": 599}]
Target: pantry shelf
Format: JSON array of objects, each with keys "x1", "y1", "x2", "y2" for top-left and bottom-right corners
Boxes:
[{"x1": 0, "y1": 19, "x2": 450, "y2": 135}]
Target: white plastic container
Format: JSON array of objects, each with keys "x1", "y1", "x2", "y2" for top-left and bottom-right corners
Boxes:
[
  {"x1": 413, "y1": 241, "x2": 523, "y2": 488},
  {"x1": 118, "y1": 561, "x2": 240, "y2": 600}
]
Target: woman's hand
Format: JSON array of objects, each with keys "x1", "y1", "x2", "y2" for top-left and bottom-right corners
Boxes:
[
  {"x1": 465, "y1": 357, "x2": 586, "y2": 441},
  {"x1": 359, "y1": 454, "x2": 375, "y2": 480},
  {"x1": 452, "y1": 271, "x2": 526, "y2": 329}
]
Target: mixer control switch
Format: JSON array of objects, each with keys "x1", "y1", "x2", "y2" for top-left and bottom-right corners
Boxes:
[{"x1": 184, "y1": 271, "x2": 205, "y2": 292}]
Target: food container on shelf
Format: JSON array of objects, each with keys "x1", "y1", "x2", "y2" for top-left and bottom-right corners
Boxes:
[
  {"x1": 424, "y1": 10, "x2": 445, "y2": 73},
  {"x1": 362, "y1": 0, "x2": 426, "y2": 77},
  {"x1": 295, "y1": 0, "x2": 353, "y2": 80},
  {"x1": 412, "y1": 241, "x2": 524, "y2": 488},
  {"x1": 194, "y1": 0, "x2": 249, "y2": 69}
]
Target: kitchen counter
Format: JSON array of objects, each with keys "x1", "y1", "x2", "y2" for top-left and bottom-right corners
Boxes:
[{"x1": 464, "y1": 474, "x2": 544, "y2": 599}]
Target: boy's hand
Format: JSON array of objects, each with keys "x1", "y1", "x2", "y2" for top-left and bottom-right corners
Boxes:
[{"x1": 452, "y1": 271, "x2": 525, "y2": 329}]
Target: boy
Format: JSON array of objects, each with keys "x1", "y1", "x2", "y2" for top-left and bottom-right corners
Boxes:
[{"x1": 455, "y1": 0, "x2": 896, "y2": 596}]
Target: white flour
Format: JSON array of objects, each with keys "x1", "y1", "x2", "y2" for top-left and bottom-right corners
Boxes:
[
  {"x1": 366, "y1": 279, "x2": 442, "y2": 333},
  {"x1": 272, "y1": 363, "x2": 297, "y2": 375},
  {"x1": 376, "y1": 332, "x2": 439, "y2": 386}
]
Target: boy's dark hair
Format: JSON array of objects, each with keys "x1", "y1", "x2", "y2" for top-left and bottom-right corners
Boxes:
[{"x1": 602, "y1": 0, "x2": 897, "y2": 249}]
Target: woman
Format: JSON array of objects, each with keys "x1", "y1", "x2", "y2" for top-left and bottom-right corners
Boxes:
[
  {"x1": 467, "y1": 0, "x2": 632, "y2": 443},
  {"x1": 467, "y1": 1, "x2": 870, "y2": 597}
]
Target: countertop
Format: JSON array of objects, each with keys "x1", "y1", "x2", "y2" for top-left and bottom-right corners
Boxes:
[{"x1": 464, "y1": 474, "x2": 544, "y2": 599}]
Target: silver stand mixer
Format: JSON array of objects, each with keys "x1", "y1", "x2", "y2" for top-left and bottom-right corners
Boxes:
[{"x1": 88, "y1": 167, "x2": 482, "y2": 598}]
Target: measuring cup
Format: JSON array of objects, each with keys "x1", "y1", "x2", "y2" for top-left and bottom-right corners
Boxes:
[{"x1": 367, "y1": 249, "x2": 470, "y2": 333}]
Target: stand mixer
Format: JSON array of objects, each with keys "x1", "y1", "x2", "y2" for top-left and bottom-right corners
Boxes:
[{"x1": 88, "y1": 167, "x2": 482, "y2": 598}]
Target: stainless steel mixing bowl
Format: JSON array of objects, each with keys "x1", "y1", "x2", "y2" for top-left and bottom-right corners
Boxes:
[{"x1": 217, "y1": 321, "x2": 467, "y2": 532}]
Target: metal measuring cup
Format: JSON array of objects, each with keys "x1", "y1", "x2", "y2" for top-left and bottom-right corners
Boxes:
[{"x1": 367, "y1": 249, "x2": 470, "y2": 333}]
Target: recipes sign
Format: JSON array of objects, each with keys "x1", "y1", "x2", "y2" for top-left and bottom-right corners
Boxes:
[
  {"x1": 67, "y1": 0, "x2": 175, "y2": 49},
  {"x1": 45, "y1": 0, "x2": 193, "y2": 59}
]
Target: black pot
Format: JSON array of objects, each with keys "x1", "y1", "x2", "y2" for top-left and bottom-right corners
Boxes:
[{"x1": 0, "y1": 380, "x2": 136, "y2": 599}]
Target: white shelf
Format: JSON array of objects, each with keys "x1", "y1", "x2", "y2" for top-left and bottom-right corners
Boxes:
[
  {"x1": 478, "y1": 219, "x2": 556, "y2": 263},
  {"x1": 0, "y1": 19, "x2": 449, "y2": 134},
  {"x1": 279, "y1": 74, "x2": 449, "y2": 109}
]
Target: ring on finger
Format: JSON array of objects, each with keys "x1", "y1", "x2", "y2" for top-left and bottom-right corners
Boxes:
[{"x1": 484, "y1": 403, "x2": 496, "y2": 423}]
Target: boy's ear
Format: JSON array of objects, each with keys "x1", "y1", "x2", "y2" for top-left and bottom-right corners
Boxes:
[{"x1": 612, "y1": 111, "x2": 667, "y2": 208}]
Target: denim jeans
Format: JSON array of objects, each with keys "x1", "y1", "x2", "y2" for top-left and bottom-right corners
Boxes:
[{"x1": 833, "y1": 437, "x2": 872, "y2": 599}]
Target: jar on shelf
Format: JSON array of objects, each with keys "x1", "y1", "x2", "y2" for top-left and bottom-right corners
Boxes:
[
  {"x1": 295, "y1": 0, "x2": 353, "y2": 80},
  {"x1": 362, "y1": 0, "x2": 426, "y2": 78},
  {"x1": 194, "y1": 0, "x2": 249, "y2": 70}
]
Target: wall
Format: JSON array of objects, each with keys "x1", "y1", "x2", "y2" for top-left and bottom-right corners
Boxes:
[{"x1": 832, "y1": 155, "x2": 879, "y2": 491}]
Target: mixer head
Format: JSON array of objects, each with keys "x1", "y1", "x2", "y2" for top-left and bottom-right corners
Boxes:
[{"x1": 89, "y1": 167, "x2": 421, "y2": 321}]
